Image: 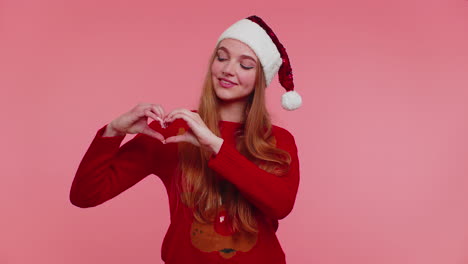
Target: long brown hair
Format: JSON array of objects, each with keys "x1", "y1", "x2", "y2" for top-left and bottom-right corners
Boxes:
[{"x1": 177, "y1": 43, "x2": 292, "y2": 234}]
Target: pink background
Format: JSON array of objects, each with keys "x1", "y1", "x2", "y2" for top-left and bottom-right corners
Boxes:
[{"x1": 1, "y1": 0, "x2": 468, "y2": 263}]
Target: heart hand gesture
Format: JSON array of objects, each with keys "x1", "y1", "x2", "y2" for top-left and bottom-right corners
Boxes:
[
  {"x1": 105, "y1": 103, "x2": 167, "y2": 141},
  {"x1": 164, "y1": 108, "x2": 224, "y2": 155},
  {"x1": 105, "y1": 104, "x2": 223, "y2": 155}
]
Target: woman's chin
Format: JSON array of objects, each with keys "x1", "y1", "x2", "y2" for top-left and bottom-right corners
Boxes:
[
  {"x1": 217, "y1": 96, "x2": 249, "y2": 104},
  {"x1": 214, "y1": 88, "x2": 251, "y2": 104}
]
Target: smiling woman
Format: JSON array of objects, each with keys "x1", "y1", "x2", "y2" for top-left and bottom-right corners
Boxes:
[
  {"x1": 211, "y1": 39, "x2": 258, "y2": 107},
  {"x1": 70, "y1": 15, "x2": 302, "y2": 264}
]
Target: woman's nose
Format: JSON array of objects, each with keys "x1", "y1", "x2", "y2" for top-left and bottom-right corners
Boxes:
[{"x1": 222, "y1": 61, "x2": 235, "y2": 76}]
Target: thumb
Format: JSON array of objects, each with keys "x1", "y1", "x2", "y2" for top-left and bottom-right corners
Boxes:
[
  {"x1": 141, "y1": 125, "x2": 165, "y2": 142},
  {"x1": 165, "y1": 133, "x2": 199, "y2": 146}
]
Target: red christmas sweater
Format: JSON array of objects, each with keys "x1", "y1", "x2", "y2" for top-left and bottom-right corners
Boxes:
[{"x1": 70, "y1": 117, "x2": 300, "y2": 264}]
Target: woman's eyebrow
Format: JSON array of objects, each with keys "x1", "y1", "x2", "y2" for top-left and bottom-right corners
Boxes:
[
  {"x1": 240, "y1": 55, "x2": 257, "y2": 63},
  {"x1": 218, "y1": 46, "x2": 257, "y2": 63}
]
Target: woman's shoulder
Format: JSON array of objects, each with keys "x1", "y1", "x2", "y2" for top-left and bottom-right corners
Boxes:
[
  {"x1": 271, "y1": 123, "x2": 295, "y2": 138},
  {"x1": 270, "y1": 123, "x2": 297, "y2": 149}
]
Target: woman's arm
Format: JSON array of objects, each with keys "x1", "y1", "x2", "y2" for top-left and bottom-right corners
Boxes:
[
  {"x1": 207, "y1": 127, "x2": 300, "y2": 220},
  {"x1": 69, "y1": 121, "x2": 175, "y2": 208}
]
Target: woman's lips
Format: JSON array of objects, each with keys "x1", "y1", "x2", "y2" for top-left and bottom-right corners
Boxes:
[{"x1": 219, "y1": 78, "x2": 236, "y2": 88}]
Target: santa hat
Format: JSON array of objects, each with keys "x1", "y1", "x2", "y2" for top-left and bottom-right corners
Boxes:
[{"x1": 217, "y1": 15, "x2": 302, "y2": 111}]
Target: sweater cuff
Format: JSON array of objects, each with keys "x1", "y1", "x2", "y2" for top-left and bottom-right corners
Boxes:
[
  {"x1": 93, "y1": 124, "x2": 126, "y2": 147},
  {"x1": 207, "y1": 141, "x2": 240, "y2": 175}
]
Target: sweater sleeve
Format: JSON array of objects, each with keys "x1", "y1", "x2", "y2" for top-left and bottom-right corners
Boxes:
[
  {"x1": 69, "y1": 121, "x2": 175, "y2": 208},
  {"x1": 207, "y1": 128, "x2": 300, "y2": 220}
]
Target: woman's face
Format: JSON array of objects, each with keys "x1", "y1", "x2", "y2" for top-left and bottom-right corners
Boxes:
[{"x1": 211, "y1": 38, "x2": 258, "y2": 103}]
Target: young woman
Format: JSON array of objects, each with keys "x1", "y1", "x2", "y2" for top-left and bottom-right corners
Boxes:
[{"x1": 70, "y1": 15, "x2": 302, "y2": 263}]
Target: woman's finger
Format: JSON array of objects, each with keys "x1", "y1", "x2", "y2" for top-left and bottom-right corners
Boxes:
[
  {"x1": 165, "y1": 108, "x2": 195, "y2": 122},
  {"x1": 166, "y1": 109, "x2": 196, "y2": 124},
  {"x1": 140, "y1": 125, "x2": 165, "y2": 142},
  {"x1": 166, "y1": 112, "x2": 198, "y2": 132},
  {"x1": 145, "y1": 107, "x2": 167, "y2": 128},
  {"x1": 151, "y1": 104, "x2": 165, "y2": 120},
  {"x1": 164, "y1": 133, "x2": 199, "y2": 146},
  {"x1": 144, "y1": 109, "x2": 161, "y2": 123},
  {"x1": 135, "y1": 103, "x2": 152, "y2": 114},
  {"x1": 154, "y1": 105, "x2": 168, "y2": 128}
]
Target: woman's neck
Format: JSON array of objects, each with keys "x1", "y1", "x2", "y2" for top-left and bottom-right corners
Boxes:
[{"x1": 218, "y1": 101, "x2": 246, "y2": 123}]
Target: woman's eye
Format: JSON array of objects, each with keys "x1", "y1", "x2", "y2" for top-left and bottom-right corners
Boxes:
[
  {"x1": 217, "y1": 56, "x2": 227, "y2": 61},
  {"x1": 241, "y1": 64, "x2": 254, "y2": 70}
]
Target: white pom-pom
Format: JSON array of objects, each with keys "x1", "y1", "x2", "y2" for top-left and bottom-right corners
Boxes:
[{"x1": 281, "y1": 90, "x2": 302, "y2": 111}]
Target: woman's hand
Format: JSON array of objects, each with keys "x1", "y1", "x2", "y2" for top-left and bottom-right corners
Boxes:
[
  {"x1": 163, "y1": 108, "x2": 224, "y2": 155},
  {"x1": 104, "y1": 103, "x2": 167, "y2": 142}
]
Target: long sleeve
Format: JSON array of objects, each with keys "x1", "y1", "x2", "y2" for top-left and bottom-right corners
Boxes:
[
  {"x1": 69, "y1": 121, "x2": 177, "y2": 208},
  {"x1": 207, "y1": 127, "x2": 300, "y2": 220}
]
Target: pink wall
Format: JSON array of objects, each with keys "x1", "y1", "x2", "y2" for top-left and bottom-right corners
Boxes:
[{"x1": 1, "y1": 0, "x2": 468, "y2": 263}]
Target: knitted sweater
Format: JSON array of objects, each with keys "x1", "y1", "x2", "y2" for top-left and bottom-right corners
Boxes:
[{"x1": 70, "y1": 117, "x2": 300, "y2": 264}]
